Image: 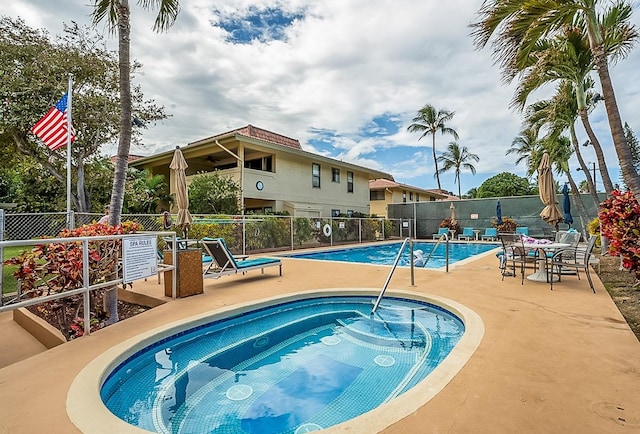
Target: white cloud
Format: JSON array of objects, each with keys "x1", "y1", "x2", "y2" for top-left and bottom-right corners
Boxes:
[{"x1": 5, "y1": 0, "x2": 640, "y2": 195}]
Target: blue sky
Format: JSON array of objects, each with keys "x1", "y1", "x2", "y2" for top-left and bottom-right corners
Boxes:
[{"x1": 6, "y1": 0, "x2": 640, "y2": 195}]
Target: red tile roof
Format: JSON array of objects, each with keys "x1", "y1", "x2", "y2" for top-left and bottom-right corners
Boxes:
[{"x1": 234, "y1": 125, "x2": 302, "y2": 149}]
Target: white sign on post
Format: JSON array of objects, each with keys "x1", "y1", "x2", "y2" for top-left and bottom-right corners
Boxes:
[{"x1": 122, "y1": 236, "x2": 158, "y2": 283}]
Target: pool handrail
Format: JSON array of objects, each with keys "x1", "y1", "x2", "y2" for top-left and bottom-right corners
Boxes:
[
  {"x1": 423, "y1": 232, "x2": 450, "y2": 272},
  {"x1": 371, "y1": 237, "x2": 412, "y2": 314}
]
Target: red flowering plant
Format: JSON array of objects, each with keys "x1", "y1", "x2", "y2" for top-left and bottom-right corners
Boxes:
[
  {"x1": 3, "y1": 221, "x2": 140, "y2": 338},
  {"x1": 4, "y1": 221, "x2": 140, "y2": 296},
  {"x1": 598, "y1": 190, "x2": 640, "y2": 279}
]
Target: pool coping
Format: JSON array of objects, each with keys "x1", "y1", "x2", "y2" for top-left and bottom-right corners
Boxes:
[{"x1": 66, "y1": 288, "x2": 484, "y2": 434}]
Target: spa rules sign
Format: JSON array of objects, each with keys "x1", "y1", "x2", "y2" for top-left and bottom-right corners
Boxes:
[{"x1": 122, "y1": 236, "x2": 158, "y2": 283}]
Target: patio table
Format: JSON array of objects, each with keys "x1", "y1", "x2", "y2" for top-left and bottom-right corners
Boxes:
[{"x1": 523, "y1": 242, "x2": 570, "y2": 282}]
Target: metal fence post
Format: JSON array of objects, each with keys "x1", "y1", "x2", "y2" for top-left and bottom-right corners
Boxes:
[{"x1": 290, "y1": 217, "x2": 294, "y2": 250}]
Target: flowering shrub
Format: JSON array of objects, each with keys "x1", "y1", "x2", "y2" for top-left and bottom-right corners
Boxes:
[
  {"x1": 4, "y1": 222, "x2": 140, "y2": 295},
  {"x1": 494, "y1": 217, "x2": 517, "y2": 233},
  {"x1": 3, "y1": 222, "x2": 140, "y2": 339},
  {"x1": 439, "y1": 218, "x2": 460, "y2": 234},
  {"x1": 599, "y1": 190, "x2": 640, "y2": 278}
]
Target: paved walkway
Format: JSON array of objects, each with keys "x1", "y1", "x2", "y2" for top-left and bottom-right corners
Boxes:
[{"x1": 0, "y1": 247, "x2": 639, "y2": 433}]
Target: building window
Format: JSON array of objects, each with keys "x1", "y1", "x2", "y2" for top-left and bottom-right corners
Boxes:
[
  {"x1": 244, "y1": 155, "x2": 273, "y2": 172},
  {"x1": 332, "y1": 209, "x2": 340, "y2": 217},
  {"x1": 409, "y1": 192, "x2": 413, "y2": 201},
  {"x1": 347, "y1": 210, "x2": 353, "y2": 217},
  {"x1": 416, "y1": 193, "x2": 420, "y2": 202},
  {"x1": 312, "y1": 163, "x2": 321, "y2": 188},
  {"x1": 402, "y1": 190, "x2": 407, "y2": 203},
  {"x1": 347, "y1": 171, "x2": 354, "y2": 193},
  {"x1": 370, "y1": 190, "x2": 385, "y2": 200},
  {"x1": 332, "y1": 168, "x2": 340, "y2": 183}
]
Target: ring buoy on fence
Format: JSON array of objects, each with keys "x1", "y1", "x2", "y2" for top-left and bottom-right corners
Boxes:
[{"x1": 323, "y1": 224, "x2": 332, "y2": 237}]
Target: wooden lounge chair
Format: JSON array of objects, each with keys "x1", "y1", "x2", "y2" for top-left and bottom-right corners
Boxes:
[{"x1": 202, "y1": 238, "x2": 282, "y2": 279}]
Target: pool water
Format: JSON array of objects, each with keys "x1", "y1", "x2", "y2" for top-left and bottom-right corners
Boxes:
[
  {"x1": 101, "y1": 296, "x2": 465, "y2": 434},
  {"x1": 284, "y1": 241, "x2": 500, "y2": 268}
]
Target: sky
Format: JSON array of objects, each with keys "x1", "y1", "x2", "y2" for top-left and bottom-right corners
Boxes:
[{"x1": 6, "y1": 0, "x2": 640, "y2": 195}]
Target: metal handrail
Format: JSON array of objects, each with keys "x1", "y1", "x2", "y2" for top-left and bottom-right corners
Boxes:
[
  {"x1": 371, "y1": 237, "x2": 411, "y2": 314},
  {"x1": 423, "y1": 232, "x2": 450, "y2": 273}
]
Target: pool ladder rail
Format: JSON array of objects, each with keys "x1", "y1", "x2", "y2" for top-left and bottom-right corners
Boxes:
[{"x1": 371, "y1": 235, "x2": 450, "y2": 314}]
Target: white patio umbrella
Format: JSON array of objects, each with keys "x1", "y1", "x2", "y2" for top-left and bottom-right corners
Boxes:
[
  {"x1": 169, "y1": 146, "x2": 193, "y2": 238},
  {"x1": 538, "y1": 152, "x2": 563, "y2": 229}
]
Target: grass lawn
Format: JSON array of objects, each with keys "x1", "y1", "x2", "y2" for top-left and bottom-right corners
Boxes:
[{"x1": 2, "y1": 246, "x2": 27, "y2": 294}]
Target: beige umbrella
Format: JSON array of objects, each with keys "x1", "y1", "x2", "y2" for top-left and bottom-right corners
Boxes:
[
  {"x1": 449, "y1": 202, "x2": 457, "y2": 225},
  {"x1": 170, "y1": 146, "x2": 193, "y2": 238},
  {"x1": 538, "y1": 152, "x2": 563, "y2": 228}
]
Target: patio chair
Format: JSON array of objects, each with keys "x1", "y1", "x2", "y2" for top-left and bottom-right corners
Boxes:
[
  {"x1": 201, "y1": 238, "x2": 282, "y2": 279},
  {"x1": 481, "y1": 227, "x2": 498, "y2": 241},
  {"x1": 432, "y1": 227, "x2": 449, "y2": 239},
  {"x1": 515, "y1": 227, "x2": 529, "y2": 236},
  {"x1": 498, "y1": 233, "x2": 531, "y2": 284},
  {"x1": 458, "y1": 227, "x2": 475, "y2": 241},
  {"x1": 549, "y1": 235, "x2": 597, "y2": 293}
]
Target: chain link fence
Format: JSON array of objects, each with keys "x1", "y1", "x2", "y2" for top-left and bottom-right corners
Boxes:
[{"x1": 0, "y1": 210, "x2": 404, "y2": 255}]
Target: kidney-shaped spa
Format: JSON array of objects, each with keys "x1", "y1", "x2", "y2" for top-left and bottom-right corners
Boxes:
[{"x1": 67, "y1": 289, "x2": 483, "y2": 433}]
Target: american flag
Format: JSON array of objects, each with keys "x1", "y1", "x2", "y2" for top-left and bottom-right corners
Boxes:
[{"x1": 31, "y1": 93, "x2": 76, "y2": 150}]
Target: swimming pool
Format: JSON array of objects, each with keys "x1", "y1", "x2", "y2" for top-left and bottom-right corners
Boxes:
[
  {"x1": 283, "y1": 241, "x2": 500, "y2": 268},
  {"x1": 68, "y1": 290, "x2": 484, "y2": 434}
]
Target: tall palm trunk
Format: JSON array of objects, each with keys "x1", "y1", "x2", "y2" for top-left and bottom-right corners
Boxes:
[
  {"x1": 578, "y1": 109, "x2": 614, "y2": 194},
  {"x1": 104, "y1": 0, "x2": 133, "y2": 325},
  {"x1": 590, "y1": 42, "x2": 640, "y2": 198},
  {"x1": 569, "y1": 123, "x2": 600, "y2": 208},
  {"x1": 432, "y1": 134, "x2": 441, "y2": 190}
]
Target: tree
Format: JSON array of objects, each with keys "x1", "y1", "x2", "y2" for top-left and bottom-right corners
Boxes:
[
  {"x1": 509, "y1": 27, "x2": 625, "y2": 194},
  {"x1": 436, "y1": 142, "x2": 479, "y2": 198},
  {"x1": 0, "y1": 17, "x2": 167, "y2": 212},
  {"x1": 92, "y1": 0, "x2": 180, "y2": 325},
  {"x1": 471, "y1": 0, "x2": 640, "y2": 200},
  {"x1": 91, "y1": 0, "x2": 180, "y2": 225},
  {"x1": 506, "y1": 128, "x2": 543, "y2": 177},
  {"x1": 407, "y1": 104, "x2": 459, "y2": 190},
  {"x1": 188, "y1": 172, "x2": 240, "y2": 214},
  {"x1": 476, "y1": 172, "x2": 536, "y2": 198},
  {"x1": 124, "y1": 168, "x2": 171, "y2": 213},
  {"x1": 623, "y1": 122, "x2": 640, "y2": 189}
]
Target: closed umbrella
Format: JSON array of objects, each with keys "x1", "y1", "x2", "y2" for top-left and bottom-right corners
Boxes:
[
  {"x1": 170, "y1": 146, "x2": 193, "y2": 239},
  {"x1": 449, "y1": 202, "x2": 457, "y2": 225},
  {"x1": 496, "y1": 200, "x2": 503, "y2": 226},
  {"x1": 538, "y1": 152, "x2": 563, "y2": 228},
  {"x1": 562, "y1": 183, "x2": 573, "y2": 226}
]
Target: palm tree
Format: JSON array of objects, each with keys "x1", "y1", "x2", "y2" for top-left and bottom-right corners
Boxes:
[
  {"x1": 506, "y1": 127, "x2": 544, "y2": 177},
  {"x1": 436, "y1": 142, "x2": 479, "y2": 198},
  {"x1": 524, "y1": 83, "x2": 600, "y2": 208},
  {"x1": 510, "y1": 27, "x2": 621, "y2": 194},
  {"x1": 407, "y1": 104, "x2": 459, "y2": 191},
  {"x1": 91, "y1": 0, "x2": 180, "y2": 324},
  {"x1": 471, "y1": 0, "x2": 640, "y2": 199}
]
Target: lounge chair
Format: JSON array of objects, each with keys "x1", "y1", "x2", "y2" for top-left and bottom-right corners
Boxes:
[
  {"x1": 432, "y1": 227, "x2": 449, "y2": 239},
  {"x1": 481, "y1": 228, "x2": 498, "y2": 241},
  {"x1": 458, "y1": 227, "x2": 475, "y2": 241},
  {"x1": 202, "y1": 238, "x2": 282, "y2": 279},
  {"x1": 515, "y1": 227, "x2": 529, "y2": 236}
]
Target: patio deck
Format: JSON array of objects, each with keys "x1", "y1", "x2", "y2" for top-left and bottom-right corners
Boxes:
[{"x1": 0, "y1": 247, "x2": 639, "y2": 433}]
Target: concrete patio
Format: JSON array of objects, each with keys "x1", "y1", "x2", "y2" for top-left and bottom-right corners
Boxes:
[{"x1": 0, "y1": 245, "x2": 639, "y2": 433}]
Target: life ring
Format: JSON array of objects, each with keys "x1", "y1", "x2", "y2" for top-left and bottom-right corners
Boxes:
[{"x1": 323, "y1": 224, "x2": 332, "y2": 237}]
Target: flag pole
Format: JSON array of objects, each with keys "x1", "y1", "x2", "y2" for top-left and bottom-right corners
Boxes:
[{"x1": 66, "y1": 75, "x2": 73, "y2": 228}]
